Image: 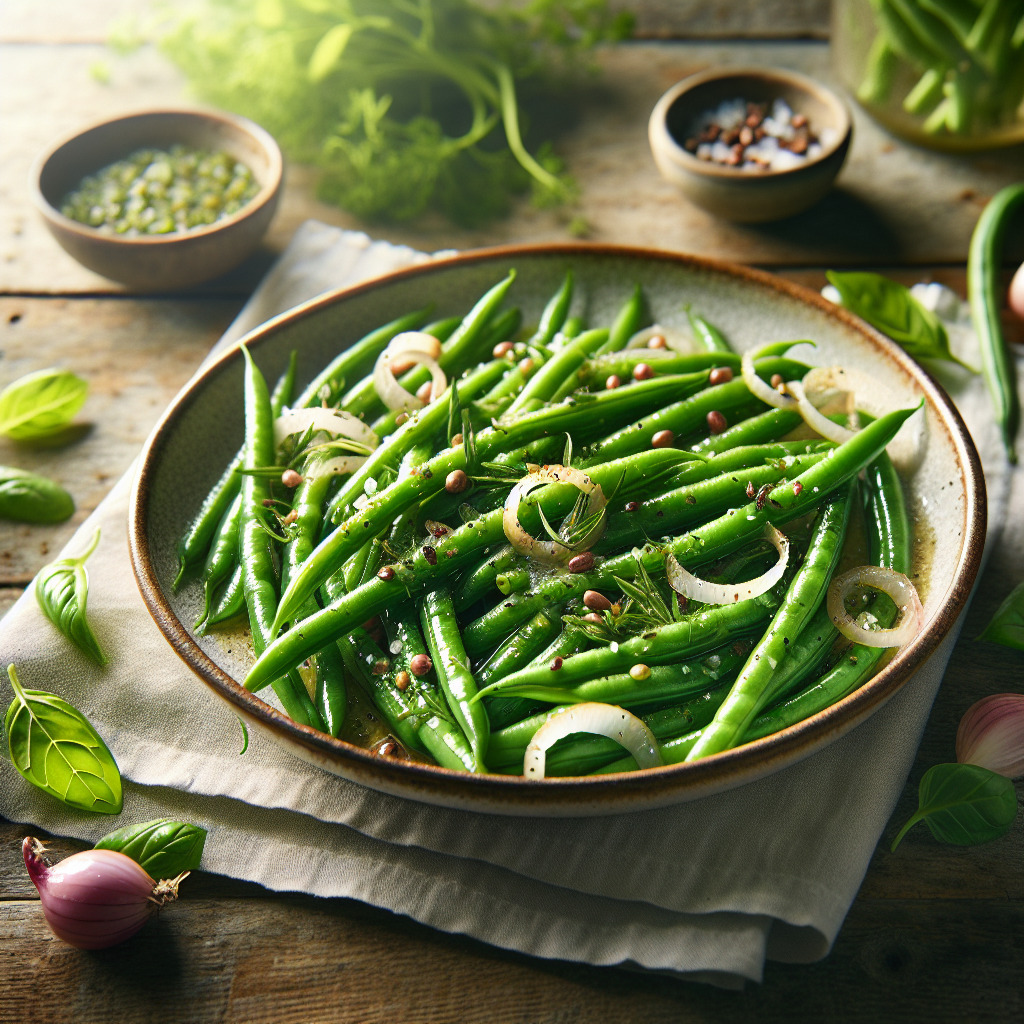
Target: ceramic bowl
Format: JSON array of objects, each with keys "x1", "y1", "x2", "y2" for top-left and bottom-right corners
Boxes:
[
  {"x1": 129, "y1": 244, "x2": 984, "y2": 817},
  {"x1": 649, "y1": 67, "x2": 853, "y2": 223},
  {"x1": 30, "y1": 108, "x2": 282, "y2": 291}
]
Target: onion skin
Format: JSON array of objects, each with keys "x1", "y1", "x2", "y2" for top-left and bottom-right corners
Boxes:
[
  {"x1": 22, "y1": 837, "x2": 185, "y2": 950},
  {"x1": 956, "y1": 694, "x2": 1024, "y2": 779}
]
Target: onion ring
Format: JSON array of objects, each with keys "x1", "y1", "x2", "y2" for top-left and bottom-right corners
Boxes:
[
  {"x1": 274, "y1": 408, "x2": 378, "y2": 448},
  {"x1": 785, "y1": 380, "x2": 855, "y2": 444},
  {"x1": 502, "y1": 464, "x2": 606, "y2": 566},
  {"x1": 524, "y1": 703, "x2": 662, "y2": 779},
  {"x1": 373, "y1": 347, "x2": 447, "y2": 412},
  {"x1": 800, "y1": 365, "x2": 925, "y2": 471},
  {"x1": 742, "y1": 346, "x2": 796, "y2": 410},
  {"x1": 826, "y1": 565, "x2": 924, "y2": 647},
  {"x1": 665, "y1": 523, "x2": 790, "y2": 605},
  {"x1": 626, "y1": 325, "x2": 695, "y2": 354}
]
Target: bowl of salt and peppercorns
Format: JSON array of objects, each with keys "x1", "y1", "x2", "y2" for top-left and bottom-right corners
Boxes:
[
  {"x1": 30, "y1": 108, "x2": 282, "y2": 291},
  {"x1": 649, "y1": 67, "x2": 853, "y2": 223}
]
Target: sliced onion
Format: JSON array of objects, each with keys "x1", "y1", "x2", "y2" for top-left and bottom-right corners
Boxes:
[
  {"x1": 800, "y1": 365, "x2": 925, "y2": 471},
  {"x1": 274, "y1": 407, "x2": 378, "y2": 448},
  {"x1": 524, "y1": 703, "x2": 662, "y2": 779},
  {"x1": 742, "y1": 346, "x2": 796, "y2": 409},
  {"x1": 386, "y1": 331, "x2": 443, "y2": 361},
  {"x1": 305, "y1": 455, "x2": 367, "y2": 482},
  {"x1": 502, "y1": 464, "x2": 606, "y2": 566},
  {"x1": 665, "y1": 523, "x2": 789, "y2": 605},
  {"x1": 826, "y1": 565, "x2": 924, "y2": 648},
  {"x1": 373, "y1": 334, "x2": 447, "y2": 413},
  {"x1": 785, "y1": 379, "x2": 855, "y2": 444},
  {"x1": 625, "y1": 325, "x2": 696, "y2": 354}
]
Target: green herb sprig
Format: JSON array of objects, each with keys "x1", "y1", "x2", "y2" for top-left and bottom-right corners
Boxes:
[{"x1": 133, "y1": 0, "x2": 632, "y2": 227}]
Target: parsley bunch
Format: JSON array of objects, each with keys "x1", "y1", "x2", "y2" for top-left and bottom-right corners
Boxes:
[{"x1": 150, "y1": 0, "x2": 632, "y2": 226}]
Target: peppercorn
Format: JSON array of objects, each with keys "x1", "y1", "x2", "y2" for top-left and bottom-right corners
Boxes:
[
  {"x1": 583, "y1": 590, "x2": 612, "y2": 611},
  {"x1": 568, "y1": 551, "x2": 595, "y2": 573},
  {"x1": 652, "y1": 429, "x2": 675, "y2": 448},
  {"x1": 633, "y1": 363, "x2": 654, "y2": 381},
  {"x1": 709, "y1": 366, "x2": 733, "y2": 386},
  {"x1": 281, "y1": 469, "x2": 303, "y2": 488},
  {"x1": 707, "y1": 410, "x2": 728, "y2": 434},
  {"x1": 409, "y1": 653, "x2": 433, "y2": 677},
  {"x1": 605, "y1": 374, "x2": 622, "y2": 390},
  {"x1": 445, "y1": 469, "x2": 468, "y2": 494}
]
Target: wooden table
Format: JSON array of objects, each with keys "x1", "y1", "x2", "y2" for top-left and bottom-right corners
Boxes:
[{"x1": 1, "y1": 3, "x2": 1021, "y2": 1020}]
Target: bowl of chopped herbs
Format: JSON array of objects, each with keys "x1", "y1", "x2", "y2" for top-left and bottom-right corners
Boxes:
[{"x1": 30, "y1": 108, "x2": 283, "y2": 290}]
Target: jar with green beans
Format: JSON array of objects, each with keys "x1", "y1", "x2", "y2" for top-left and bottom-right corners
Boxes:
[
  {"x1": 61, "y1": 146, "x2": 261, "y2": 236},
  {"x1": 832, "y1": 0, "x2": 1024, "y2": 150}
]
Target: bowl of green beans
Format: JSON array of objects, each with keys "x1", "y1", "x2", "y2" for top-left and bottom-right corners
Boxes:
[
  {"x1": 129, "y1": 245, "x2": 985, "y2": 816},
  {"x1": 30, "y1": 108, "x2": 282, "y2": 291}
]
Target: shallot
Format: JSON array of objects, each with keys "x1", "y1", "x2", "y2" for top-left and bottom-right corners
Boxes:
[
  {"x1": 23, "y1": 836, "x2": 186, "y2": 949},
  {"x1": 956, "y1": 694, "x2": 1024, "y2": 779}
]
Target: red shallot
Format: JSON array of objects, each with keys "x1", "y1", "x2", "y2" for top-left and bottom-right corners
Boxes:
[
  {"x1": 956, "y1": 694, "x2": 1024, "y2": 779},
  {"x1": 22, "y1": 837, "x2": 186, "y2": 950}
]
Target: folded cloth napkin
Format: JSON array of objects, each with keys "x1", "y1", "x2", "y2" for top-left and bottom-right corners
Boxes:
[{"x1": 1, "y1": 222, "x2": 1016, "y2": 988}]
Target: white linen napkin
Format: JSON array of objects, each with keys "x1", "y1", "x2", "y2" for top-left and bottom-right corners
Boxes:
[{"x1": 1, "y1": 222, "x2": 1015, "y2": 988}]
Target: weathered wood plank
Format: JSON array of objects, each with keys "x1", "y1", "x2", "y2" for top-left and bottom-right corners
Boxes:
[
  {"x1": 0, "y1": 888, "x2": 1019, "y2": 1023},
  {"x1": 0, "y1": 0, "x2": 833, "y2": 44},
  {"x1": 0, "y1": 297, "x2": 242, "y2": 583},
  {"x1": 2, "y1": 40, "x2": 1021, "y2": 296}
]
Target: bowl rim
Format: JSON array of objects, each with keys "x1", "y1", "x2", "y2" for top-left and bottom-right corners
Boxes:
[
  {"x1": 649, "y1": 65, "x2": 853, "y2": 179},
  {"x1": 28, "y1": 106, "x2": 283, "y2": 246},
  {"x1": 128, "y1": 241, "x2": 985, "y2": 813}
]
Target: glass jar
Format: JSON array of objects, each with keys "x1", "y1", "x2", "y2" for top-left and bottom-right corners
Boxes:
[{"x1": 832, "y1": 0, "x2": 1024, "y2": 151}]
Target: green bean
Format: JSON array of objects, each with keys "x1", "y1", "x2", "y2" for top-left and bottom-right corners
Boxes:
[
  {"x1": 685, "y1": 480, "x2": 855, "y2": 761},
  {"x1": 484, "y1": 637, "x2": 751, "y2": 727},
  {"x1": 688, "y1": 311, "x2": 733, "y2": 353},
  {"x1": 238, "y1": 345, "x2": 324, "y2": 729},
  {"x1": 859, "y1": 32, "x2": 900, "y2": 104},
  {"x1": 489, "y1": 684, "x2": 732, "y2": 776},
  {"x1": 691, "y1": 407, "x2": 804, "y2": 454},
  {"x1": 454, "y1": 544, "x2": 521, "y2": 612},
  {"x1": 248, "y1": 446, "x2": 696, "y2": 689},
  {"x1": 271, "y1": 374, "x2": 708, "y2": 635},
  {"x1": 420, "y1": 588, "x2": 489, "y2": 770},
  {"x1": 473, "y1": 592, "x2": 776, "y2": 702},
  {"x1": 968, "y1": 182, "x2": 1023, "y2": 463},
  {"x1": 602, "y1": 452, "x2": 910, "y2": 773},
  {"x1": 579, "y1": 354, "x2": 811, "y2": 466},
  {"x1": 527, "y1": 271, "x2": 573, "y2": 347},
  {"x1": 461, "y1": 402, "x2": 916, "y2": 651},
  {"x1": 383, "y1": 607, "x2": 476, "y2": 771},
  {"x1": 476, "y1": 605, "x2": 563, "y2": 687},
  {"x1": 337, "y1": 628, "x2": 426, "y2": 753},
  {"x1": 593, "y1": 284, "x2": 644, "y2": 356},
  {"x1": 313, "y1": 641, "x2": 347, "y2": 737},
  {"x1": 195, "y1": 493, "x2": 241, "y2": 630},
  {"x1": 481, "y1": 307, "x2": 523, "y2": 349},
  {"x1": 340, "y1": 273, "x2": 514, "y2": 420},
  {"x1": 574, "y1": 351, "x2": 738, "y2": 391},
  {"x1": 294, "y1": 307, "x2": 432, "y2": 409},
  {"x1": 557, "y1": 316, "x2": 584, "y2": 342},
  {"x1": 173, "y1": 350, "x2": 296, "y2": 588},
  {"x1": 197, "y1": 563, "x2": 245, "y2": 632},
  {"x1": 594, "y1": 449, "x2": 831, "y2": 555},
  {"x1": 504, "y1": 328, "x2": 610, "y2": 417}
]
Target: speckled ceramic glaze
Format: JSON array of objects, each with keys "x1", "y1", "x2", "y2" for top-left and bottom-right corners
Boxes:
[{"x1": 129, "y1": 245, "x2": 984, "y2": 817}]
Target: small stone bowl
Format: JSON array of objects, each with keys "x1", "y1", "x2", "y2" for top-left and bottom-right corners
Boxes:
[
  {"x1": 648, "y1": 67, "x2": 852, "y2": 224},
  {"x1": 30, "y1": 108, "x2": 283, "y2": 291}
]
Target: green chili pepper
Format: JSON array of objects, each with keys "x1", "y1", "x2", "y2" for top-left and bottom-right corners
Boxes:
[{"x1": 0, "y1": 466, "x2": 74, "y2": 524}]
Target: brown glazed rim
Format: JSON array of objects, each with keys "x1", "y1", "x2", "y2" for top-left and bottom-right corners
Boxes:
[
  {"x1": 129, "y1": 243, "x2": 986, "y2": 814},
  {"x1": 650, "y1": 66, "x2": 853, "y2": 179},
  {"x1": 28, "y1": 107, "x2": 283, "y2": 246}
]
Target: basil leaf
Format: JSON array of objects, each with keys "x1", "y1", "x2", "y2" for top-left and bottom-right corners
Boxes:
[
  {"x1": 891, "y1": 763, "x2": 1018, "y2": 851},
  {"x1": 35, "y1": 528, "x2": 108, "y2": 666},
  {"x1": 0, "y1": 368, "x2": 88, "y2": 440},
  {"x1": 976, "y1": 580, "x2": 1024, "y2": 651},
  {"x1": 3, "y1": 664, "x2": 122, "y2": 814},
  {"x1": 825, "y1": 271, "x2": 977, "y2": 373},
  {"x1": 95, "y1": 818, "x2": 207, "y2": 878},
  {"x1": 0, "y1": 465, "x2": 74, "y2": 523}
]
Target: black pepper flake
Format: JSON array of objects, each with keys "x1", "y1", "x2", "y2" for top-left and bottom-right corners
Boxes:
[
  {"x1": 685, "y1": 495, "x2": 697, "y2": 505},
  {"x1": 656, "y1": 510, "x2": 665, "y2": 517},
  {"x1": 422, "y1": 546, "x2": 437, "y2": 565}
]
